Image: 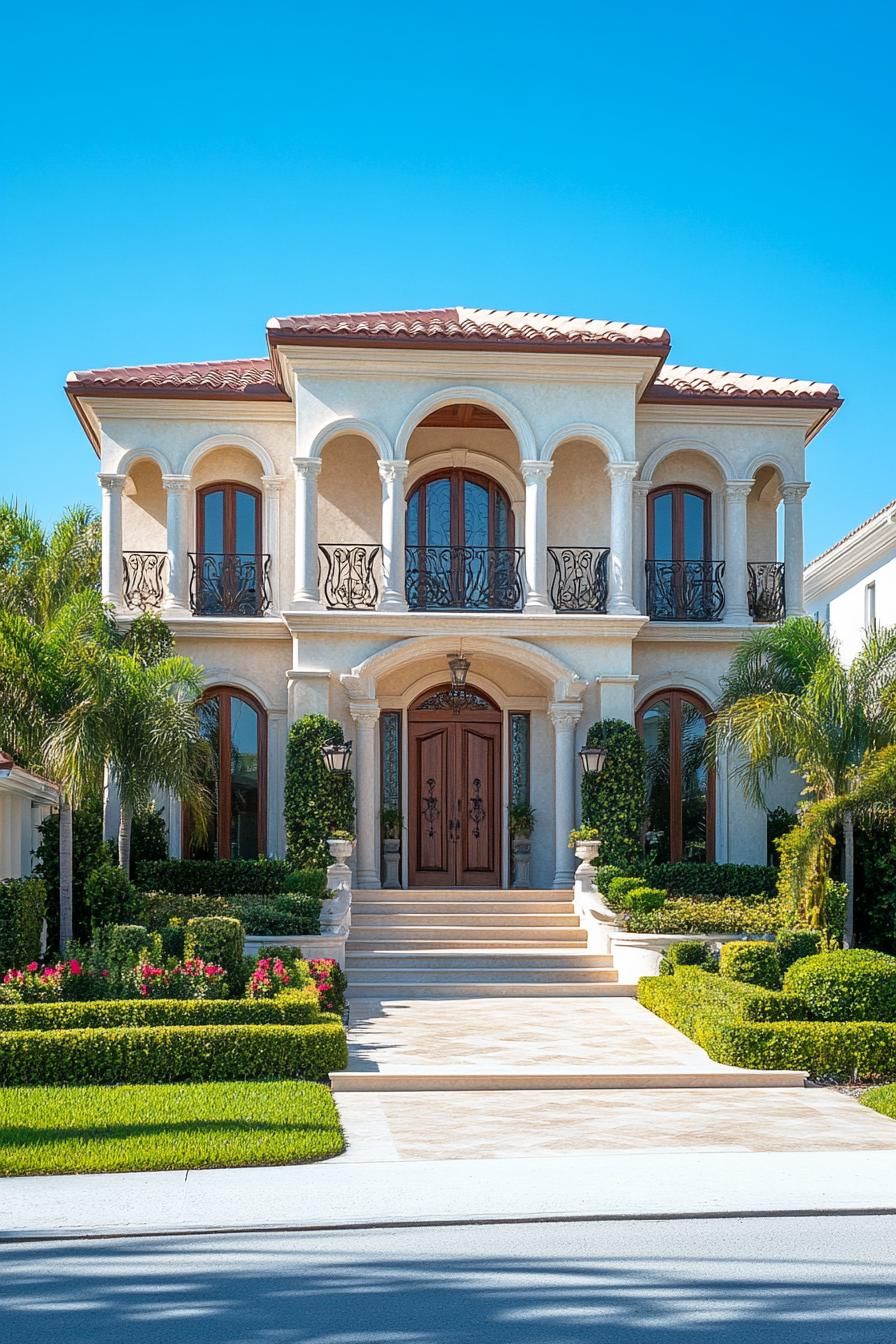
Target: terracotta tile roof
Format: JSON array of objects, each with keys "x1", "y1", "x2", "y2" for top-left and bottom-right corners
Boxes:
[
  {"x1": 65, "y1": 358, "x2": 288, "y2": 400},
  {"x1": 645, "y1": 363, "x2": 841, "y2": 405},
  {"x1": 267, "y1": 307, "x2": 671, "y2": 353}
]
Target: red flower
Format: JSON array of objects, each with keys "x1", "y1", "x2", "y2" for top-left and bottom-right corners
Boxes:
[
  {"x1": 68, "y1": 959, "x2": 82, "y2": 976},
  {"x1": 26, "y1": 961, "x2": 38, "y2": 973}
]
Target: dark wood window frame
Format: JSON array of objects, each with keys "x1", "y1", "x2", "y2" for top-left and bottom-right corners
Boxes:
[
  {"x1": 406, "y1": 468, "x2": 515, "y2": 548},
  {"x1": 196, "y1": 481, "x2": 263, "y2": 556},
  {"x1": 183, "y1": 684, "x2": 267, "y2": 859},
  {"x1": 647, "y1": 484, "x2": 712, "y2": 562},
  {"x1": 636, "y1": 688, "x2": 715, "y2": 863}
]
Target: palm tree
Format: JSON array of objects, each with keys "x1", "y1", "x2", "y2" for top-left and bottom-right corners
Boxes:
[
  {"x1": 709, "y1": 617, "x2": 896, "y2": 944},
  {"x1": 0, "y1": 591, "x2": 115, "y2": 944},
  {"x1": 0, "y1": 501, "x2": 100, "y2": 623}
]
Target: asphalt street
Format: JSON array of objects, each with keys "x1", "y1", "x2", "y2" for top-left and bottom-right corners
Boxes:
[{"x1": 2, "y1": 1214, "x2": 896, "y2": 1342}]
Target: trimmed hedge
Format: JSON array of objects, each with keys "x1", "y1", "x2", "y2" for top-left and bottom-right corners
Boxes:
[
  {"x1": 0, "y1": 989, "x2": 321, "y2": 1031},
  {"x1": 0, "y1": 878, "x2": 46, "y2": 970},
  {"x1": 184, "y1": 917, "x2": 244, "y2": 990},
  {"x1": 784, "y1": 950, "x2": 896, "y2": 1022},
  {"x1": 659, "y1": 941, "x2": 717, "y2": 975},
  {"x1": 628, "y1": 896, "x2": 786, "y2": 935},
  {"x1": 137, "y1": 890, "x2": 322, "y2": 937},
  {"x1": 639, "y1": 966, "x2": 809, "y2": 1031},
  {"x1": 84, "y1": 864, "x2": 138, "y2": 929},
  {"x1": 606, "y1": 876, "x2": 651, "y2": 906},
  {"x1": 0, "y1": 1020, "x2": 348, "y2": 1085},
  {"x1": 720, "y1": 941, "x2": 782, "y2": 990},
  {"x1": 134, "y1": 858, "x2": 297, "y2": 895},
  {"x1": 775, "y1": 929, "x2": 823, "y2": 972},
  {"x1": 642, "y1": 863, "x2": 778, "y2": 900}
]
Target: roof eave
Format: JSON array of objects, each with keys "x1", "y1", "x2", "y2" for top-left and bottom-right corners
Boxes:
[
  {"x1": 639, "y1": 389, "x2": 843, "y2": 441},
  {"x1": 266, "y1": 327, "x2": 672, "y2": 361}
]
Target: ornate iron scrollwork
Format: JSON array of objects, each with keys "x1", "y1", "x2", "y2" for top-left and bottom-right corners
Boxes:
[
  {"x1": 318, "y1": 544, "x2": 381, "y2": 609},
  {"x1": 747, "y1": 561, "x2": 785, "y2": 623},
  {"x1": 468, "y1": 778, "x2": 485, "y2": 839},
  {"x1": 415, "y1": 688, "x2": 494, "y2": 712},
  {"x1": 547, "y1": 546, "x2": 609, "y2": 612},
  {"x1": 122, "y1": 551, "x2": 166, "y2": 610},
  {"x1": 189, "y1": 553, "x2": 271, "y2": 616},
  {"x1": 645, "y1": 559, "x2": 726, "y2": 622},
  {"x1": 405, "y1": 545, "x2": 524, "y2": 611},
  {"x1": 422, "y1": 778, "x2": 440, "y2": 839}
]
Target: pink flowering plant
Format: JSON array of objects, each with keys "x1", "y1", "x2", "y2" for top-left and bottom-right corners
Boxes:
[
  {"x1": 134, "y1": 958, "x2": 227, "y2": 1000},
  {"x1": 246, "y1": 955, "x2": 292, "y2": 999},
  {"x1": 0, "y1": 958, "x2": 85, "y2": 1004},
  {"x1": 307, "y1": 958, "x2": 347, "y2": 1014}
]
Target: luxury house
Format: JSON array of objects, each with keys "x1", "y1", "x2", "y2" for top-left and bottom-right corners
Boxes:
[
  {"x1": 805, "y1": 496, "x2": 896, "y2": 664},
  {"x1": 68, "y1": 307, "x2": 841, "y2": 891}
]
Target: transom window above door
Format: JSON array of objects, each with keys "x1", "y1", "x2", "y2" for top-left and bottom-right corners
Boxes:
[{"x1": 405, "y1": 469, "x2": 523, "y2": 610}]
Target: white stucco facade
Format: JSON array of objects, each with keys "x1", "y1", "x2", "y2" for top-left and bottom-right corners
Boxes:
[
  {"x1": 69, "y1": 307, "x2": 841, "y2": 887},
  {"x1": 0, "y1": 754, "x2": 57, "y2": 881},
  {"x1": 805, "y1": 499, "x2": 896, "y2": 664}
]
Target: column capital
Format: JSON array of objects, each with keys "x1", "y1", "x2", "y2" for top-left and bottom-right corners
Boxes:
[
  {"x1": 98, "y1": 472, "x2": 127, "y2": 493},
  {"x1": 724, "y1": 479, "x2": 755, "y2": 499},
  {"x1": 632, "y1": 478, "x2": 653, "y2": 496},
  {"x1": 161, "y1": 474, "x2": 191, "y2": 493},
  {"x1": 378, "y1": 459, "x2": 410, "y2": 484},
  {"x1": 606, "y1": 461, "x2": 639, "y2": 483},
  {"x1": 349, "y1": 700, "x2": 380, "y2": 728},
  {"x1": 548, "y1": 702, "x2": 583, "y2": 731},
  {"x1": 261, "y1": 474, "x2": 285, "y2": 494},
  {"x1": 292, "y1": 456, "x2": 322, "y2": 479},
  {"x1": 781, "y1": 481, "x2": 810, "y2": 504},
  {"x1": 520, "y1": 459, "x2": 554, "y2": 486}
]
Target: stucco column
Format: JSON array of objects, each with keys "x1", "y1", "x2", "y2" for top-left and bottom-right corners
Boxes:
[
  {"x1": 632, "y1": 480, "x2": 651, "y2": 614},
  {"x1": 782, "y1": 482, "x2": 809, "y2": 617},
  {"x1": 723, "y1": 480, "x2": 753, "y2": 624},
  {"x1": 378, "y1": 459, "x2": 409, "y2": 611},
  {"x1": 98, "y1": 473, "x2": 126, "y2": 608},
  {"x1": 161, "y1": 474, "x2": 191, "y2": 612},
  {"x1": 261, "y1": 475, "x2": 284, "y2": 615},
  {"x1": 521, "y1": 460, "x2": 553, "y2": 613},
  {"x1": 350, "y1": 702, "x2": 381, "y2": 889},
  {"x1": 292, "y1": 457, "x2": 323, "y2": 609},
  {"x1": 606, "y1": 462, "x2": 638, "y2": 614},
  {"x1": 550, "y1": 702, "x2": 583, "y2": 889}
]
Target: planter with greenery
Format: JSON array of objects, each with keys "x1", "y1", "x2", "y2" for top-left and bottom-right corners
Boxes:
[
  {"x1": 381, "y1": 808, "x2": 402, "y2": 888},
  {"x1": 285, "y1": 715, "x2": 355, "y2": 871},
  {"x1": 580, "y1": 719, "x2": 645, "y2": 869}
]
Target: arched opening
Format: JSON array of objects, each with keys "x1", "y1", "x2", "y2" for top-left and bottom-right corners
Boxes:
[
  {"x1": 121, "y1": 456, "x2": 166, "y2": 610},
  {"x1": 647, "y1": 484, "x2": 723, "y2": 620},
  {"x1": 194, "y1": 481, "x2": 264, "y2": 616},
  {"x1": 747, "y1": 465, "x2": 786, "y2": 622},
  {"x1": 637, "y1": 689, "x2": 714, "y2": 863},
  {"x1": 317, "y1": 433, "x2": 382, "y2": 609},
  {"x1": 406, "y1": 467, "x2": 519, "y2": 610},
  {"x1": 407, "y1": 681, "x2": 502, "y2": 887},
  {"x1": 184, "y1": 686, "x2": 267, "y2": 859}
]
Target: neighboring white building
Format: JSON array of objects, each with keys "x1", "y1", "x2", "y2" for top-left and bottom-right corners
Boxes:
[
  {"x1": 67, "y1": 306, "x2": 841, "y2": 889},
  {"x1": 0, "y1": 751, "x2": 57, "y2": 881},
  {"x1": 805, "y1": 499, "x2": 896, "y2": 663}
]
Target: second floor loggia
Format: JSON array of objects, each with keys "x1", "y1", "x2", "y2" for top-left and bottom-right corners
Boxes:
[{"x1": 103, "y1": 409, "x2": 808, "y2": 623}]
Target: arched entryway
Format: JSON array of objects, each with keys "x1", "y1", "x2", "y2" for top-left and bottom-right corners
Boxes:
[
  {"x1": 407, "y1": 683, "x2": 502, "y2": 887},
  {"x1": 406, "y1": 467, "x2": 520, "y2": 610}
]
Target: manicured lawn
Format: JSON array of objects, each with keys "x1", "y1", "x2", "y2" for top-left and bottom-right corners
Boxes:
[
  {"x1": 0, "y1": 1080, "x2": 345, "y2": 1176},
  {"x1": 860, "y1": 1083, "x2": 896, "y2": 1121}
]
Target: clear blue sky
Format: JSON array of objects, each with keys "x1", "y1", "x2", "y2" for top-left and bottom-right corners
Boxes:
[{"x1": 2, "y1": 1, "x2": 892, "y2": 561}]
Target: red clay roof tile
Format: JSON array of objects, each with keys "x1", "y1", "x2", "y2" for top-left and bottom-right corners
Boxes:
[
  {"x1": 66, "y1": 358, "x2": 287, "y2": 399},
  {"x1": 646, "y1": 362, "x2": 840, "y2": 405}
]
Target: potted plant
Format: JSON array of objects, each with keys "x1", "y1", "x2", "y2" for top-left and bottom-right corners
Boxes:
[
  {"x1": 326, "y1": 830, "x2": 355, "y2": 864},
  {"x1": 381, "y1": 808, "x2": 403, "y2": 889},
  {"x1": 508, "y1": 802, "x2": 536, "y2": 889},
  {"x1": 569, "y1": 825, "x2": 600, "y2": 865}
]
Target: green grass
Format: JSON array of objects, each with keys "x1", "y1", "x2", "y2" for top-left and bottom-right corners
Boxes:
[
  {"x1": 0, "y1": 1080, "x2": 345, "y2": 1175},
  {"x1": 860, "y1": 1083, "x2": 896, "y2": 1121}
]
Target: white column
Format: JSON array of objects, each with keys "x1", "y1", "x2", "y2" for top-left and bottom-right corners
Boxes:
[
  {"x1": 550, "y1": 702, "x2": 583, "y2": 889},
  {"x1": 378, "y1": 459, "x2": 409, "y2": 611},
  {"x1": 606, "y1": 462, "x2": 638, "y2": 614},
  {"x1": 161, "y1": 474, "x2": 191, "y2": 612},
  {"x1": 521, "y1": 460, "x2": 553, "y2": 613},
  {"x1": 632, "y1": 480, "x2": 650, "y2": 614},
  {"x1": 292, "y1": 457, "x2": 323, "y2": 609},
  {"x1": 723, "y1": 480, "x2": 753, "y2": 624},
  {"x1": 266, "y1": 709, "x2": 287, "y2": 857},
  {"x1": 98, "y1": 473, "x2": 126, "y2": 608},
  {"x1": 350, "y1": 702, "x2": 381, "y2": 889},
  {"x1": 261, "y1": 475, "x2": 284, "y2": 615},
  {"x1": 782, "y1": 482, "x2": 809, "y2": 617}
]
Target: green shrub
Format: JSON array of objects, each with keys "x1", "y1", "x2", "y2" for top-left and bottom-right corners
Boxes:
[
  {"x1": 129, "y1": 805, "x2": 168, "y2": 865},
  {"x1": 719, "y1": 940, "x2": 782, "y2": 990},
  {"x1": 0, "y1": 878, "x2": 46, "y2": 971},
  {"x1": 0, "y1": 990, "x2": 321, "y2": 1031},
  {"x1": 594, "y1": 865, "x2": 625, "y2": 893},
  {"x1": 658, "y1": 941, "x2": 717, "y2": 975},
  {"x1": 34, "y1": 798, "x2": 106, "y2": 946},
  {"x1": 282, "y1": 870, "x2": 328, "y2": 900},
  {"x1": 784, "y1": 950, "x2": 896, "y2": 1022},
  {"x1": 184, "y1": 916, "x2": 245, "y2": 990},
  {"x1": 135, "y1": 858, "x2": 294, "y2": 895},
  {"x1": 628, "y1": 896, "x2": 787, "y2": 935},
  {"x1": 643, "y1": 862, "x2": 778, "y2": 900},
  {"x1": 285, "y1": 714, "x2": 355, "y2": 871},
  {"x1": 606, "y1": 876, "x2": 651, "y2": 907},
  {"x1": 84, "y1": 863, "x2": 138, "y2": 930},
  {"x1": 99, "y1": 923, "x2": 162, "y2": 974},
  {"x1": 160, "y1": 919, "x2": 185, "y2": 960},
  {"x1": 639, "y1": 966, "x2": 809, "y2": 1030},
  {"x1": 0, "y1": 1020, "x2": 348, "y2": 1085},
  {"x1": 775, "y1": 929, "x2": 823, "y2": 972},
  {"x1": 137, "y1": 890, "x2": 321, "y2": 937},
  {"x1": 626, "y1": 886, "x2": 667, "y2": 916},
  {"x1": 580, "y1": 720, "x2": 645, "y2": 868}
]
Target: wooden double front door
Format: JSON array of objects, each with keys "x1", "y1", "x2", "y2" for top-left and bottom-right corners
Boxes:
[{"x1": 408, "y1": 692, "x2": 502, "y2": 888}]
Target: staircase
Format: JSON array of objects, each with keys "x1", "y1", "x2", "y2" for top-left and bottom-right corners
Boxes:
[{"x1": 347, "y1": 887, "x2": 632, "y2": 998}]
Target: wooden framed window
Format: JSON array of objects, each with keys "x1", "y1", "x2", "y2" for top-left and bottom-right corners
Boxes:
[
  {"x1": 647, "y1": 485, "x2": 711, "y2": 564},
  {"x1": 196, "y1": 482, "x2": 262, "y2": 558},
  {"x1": 184, "y1": 686, "x2": 267, "y2": 859},
  {"x1": 636, "y1": 689, "x2": 714, "y2": 863}
]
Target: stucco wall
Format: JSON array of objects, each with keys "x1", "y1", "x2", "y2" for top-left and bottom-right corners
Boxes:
[{"x1": 547, "y1": 440, "x2": 610, "y2": 548}]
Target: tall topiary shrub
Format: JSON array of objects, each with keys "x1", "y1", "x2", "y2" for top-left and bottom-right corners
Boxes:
[
  {"x1": 580, "y1": 719, "x2": 645, "y2": 868},
  {"x1": 285, "y1": 714, "x2": 355, "y2": 870},
  {"x1": 0, "y1": 878, "x2": 46, "y2": 970}
]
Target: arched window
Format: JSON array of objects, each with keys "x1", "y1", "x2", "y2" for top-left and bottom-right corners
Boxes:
[
  {"x1": 647, "y1": 485, "x2": 721, "y2": 620},
  {"x1": 195, "y1": 483, "x2": 264, "y2": 615},
  {"x1": 636, "y1": 690, "x2": 714, "y2": 863},
  {"x1": 185, "y1": 686, "x2": 266, "y2": 858},
  {"x1": 406, "y1": 468, "x2": 518, "y2": 609}
]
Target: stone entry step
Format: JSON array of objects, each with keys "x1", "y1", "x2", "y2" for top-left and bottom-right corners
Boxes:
[
  {"x1": 354, "y1": 901, "x2": 575, "y2": 916},
  {"x1": 345, "y1": 982, "x2": 636, "y2": 998},
  {"x1": 348, "y1": 925, "x2": 587, "y2": 943},
  {"x1": 353, "y1": 910, "x2": 581, "y2": 926},
  {"x1": 354, "y1": 889, "x2": 562, "y2": 903},
  {"x1": 329, "y1": 1066, "x2": 808, "y2": 1093},
  {"x1": 348, "y1": 950, "x2": 612, "y2": 967}
]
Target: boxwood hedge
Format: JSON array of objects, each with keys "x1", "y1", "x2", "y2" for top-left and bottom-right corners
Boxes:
[
  {"x1": 134, "y1": 859, "x2": 326, "y2": 898},
  {"x1": 783, "y1": 950, "x2": 896, "y2": 1022},
  {"x1": 137, "y1": 891, "x2": 322, "y2": 937},
  {"x1": 0, "y1": 1020, "x2": 348, "y2": 1085},
  {"x1": 0, "y1": 989, "x2": 322, "y2": 1032}
]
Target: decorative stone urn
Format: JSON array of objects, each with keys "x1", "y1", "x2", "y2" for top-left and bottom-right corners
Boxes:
[
  {"x1": 323, "y1": 835, "x2": 354, "y2": 934},
  {"x1": 511, "y1": 836, "x2": 532, "y2": 889},
  {"x1": 574, "y1": 839, "x2": 601, "y2": 866},
  {"x1": 327, "y1": 836, "x2": 354, "y2": 867},
  {"x1": 382, "y1": 837, "x2": 401, "y2": 889}
]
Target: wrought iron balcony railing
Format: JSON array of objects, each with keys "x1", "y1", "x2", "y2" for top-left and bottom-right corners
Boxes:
[
  {"x1": 645, "y1": 559, "x2": 726, "y2": 621},
  {"x1": 406, "y1": 545, "x2": 524, "y2": 611},
  {"x1": 748, "y1": 561, "x2": 785, "y2": 622},
  {"x1": 122, "y1": 551, "x2": 166, "y2": 611},
  {"x1": 189, "y1": 552, "x2": 271, "y2": 616},
  {"x1": 548, "y1": 546, "x2": 609, "y2": 613},
  {"x1": 318, "y1": 543, "x2": 381, "y2": 609}
]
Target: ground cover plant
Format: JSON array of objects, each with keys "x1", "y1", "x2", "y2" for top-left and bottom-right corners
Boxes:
[
  {"x1": 0, "y1": 1080, "x2": 345, "y2": 1176},
  {"x1": 861, "y1": 1083, "x2": 896, "y2": 1122}
]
